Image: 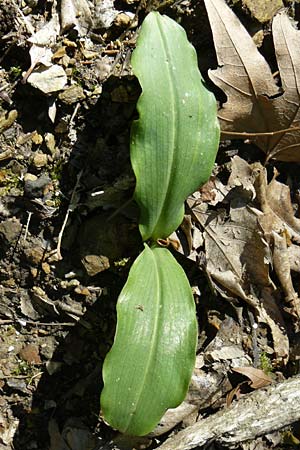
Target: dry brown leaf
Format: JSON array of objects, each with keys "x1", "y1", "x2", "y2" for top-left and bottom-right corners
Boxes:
[
  {"x1": 229, "y1": 157, "x2": 300, "y2": 243},
  {"x1": 272, "y1": 231, "x2": 300, "y2": 319},
  {"x1": 228, "y1": 157, "x2": 300, "y2": 321},
  {"x1": 251, "y1": 165, "x2": 300, "y2": 243},
  {"x1": 228, "y1": 156, "x2": 257, "y2": 199},
  {"x1": 189, "y1": 155, "x2": 295, "y2": 361},
  {"x1": 191, "y1": 202, "x2": 273, "y2": 302},
  {"x1": 232, "y1": 366, "x2": 273, "y2": 389},
  {"x1": 204, "y1": 0, "x2": 300, "y2": 161},
  {"x1": 288, "y1": 243, "x2": 300, "y2": 273},
  {"x1": 190, "y1": 199, "x2": 289, "y2": 361}
]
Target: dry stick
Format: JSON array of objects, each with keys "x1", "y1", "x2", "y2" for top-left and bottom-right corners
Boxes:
[
  {"x1": 221, "y1": 126, "x2": 300, "y2": 138},
  {"x1": 157, "y1": 375, "x2": 300, "y2": 450},
  {"x1": 54, "y1": 169, "x2": 83, "y2": 260},
  {"x1": 23, "y1": 211, "x2": 33, "y2": 243},
  {"x1": 0, "y1": 319, "x2": 75, "y2": 326}
]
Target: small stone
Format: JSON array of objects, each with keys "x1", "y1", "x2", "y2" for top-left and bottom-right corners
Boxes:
[
  {"x1": 27, "y1": 65, "x2": 67, "y2": 94},
  {"x1": 24, "y1": 173, "x2": 51, "y2": 198},
  {"x1": 24, "y1": 246, "x2": 44, "y2": 265},
  {"x1": 114, "y1": 13, "x2": 131, "y2": 28},
  {"x1": 67, "y1": 279, "x2": 80, "y2": 287},
  {"x1": 242, "y1": 0, "x2": 283, "y2": 23},
  {"x1": 31, "y1": 131, "x2": 43, "y2": 145},
  {"x1": 42, "y1": 262, "x2": 51, "y2": 274},
  {"x1": 19, "y1": 344, "x2": 41, "y2": 364},
  {"x1": 52, "y1": 46, "x2": 67, "y2": 60},
  {"x1": 32, "y1": 152, "x2": 48, "y2": 168},
  {"x1": 30, "y1": 267, "x2": 38, "y2": 278},
  {"x1": 24, "y1": 173, "x2": 37, "y2": 182},
  {"x1": 58, "y1": 84, "x2": 86, "y2": 104},
  {"x1": 65, "y1": 68, "x2": 73, "y2": 77},
  {"x1": 60, "y1": 54, "x2": 70, "y2": 68},
  {"x1": 63, "y1": 38, "x2": 77, "y2": 48},
  {"x1": 74, "y1": 286, "x2": 91, "y2": 296},
  {"x1": 114, "y1": 12, "x2": 132, "y2": 28},
  {"x1": 81, "y1": 254, "x2": 110, "y2": 276},
  {"x1": 95, "y1": 58, "x2": 111, "y2": 81},
  {"x1": 0, "y1": 217, "x2": 22, "y2": 249},
  {"x1": 252, "y1": 29, "x2": 264, "y2": 47},
  {"x1": 6, "y1": 378, "x2": 29, "y2": 394},
  {"x1": 0, "y1": 109, "x2": 18, "y2": 133},
  {"x1": 44, "y1": 133, "x2": 56, "y2": 154}
]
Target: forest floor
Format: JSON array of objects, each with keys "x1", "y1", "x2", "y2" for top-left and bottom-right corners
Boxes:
[{"x1": 1, "y1": 1, "x2": 300, "y2": 450}]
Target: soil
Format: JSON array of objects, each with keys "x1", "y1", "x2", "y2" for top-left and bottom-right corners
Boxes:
[{"x1": 1, "y1": 1, "x2": 300, "y2": 450}]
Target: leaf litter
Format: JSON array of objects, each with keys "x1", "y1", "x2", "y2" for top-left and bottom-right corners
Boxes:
[
  {"x1": 1, "y1": 0, "x2": 300, "y2": 448},
  {"x1": 189, "y1": 151, "x2": 300, "y2": 361},
  {"x1": 204, "y1": 0, "x2": 300, "y2": 161}
]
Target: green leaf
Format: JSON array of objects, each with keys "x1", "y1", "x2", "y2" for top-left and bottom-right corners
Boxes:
[
  {"x1": 101, "y1": 244, "x2": 197, "y2": 436},
  {"x1": 131, "y1": 12, "x2": 220, "y2": 241}
]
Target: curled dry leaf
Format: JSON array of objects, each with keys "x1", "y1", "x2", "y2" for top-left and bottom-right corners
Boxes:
[
  {"x1": 251, "y1": 164, "x2": 300, "y2": 243},
  {"x1": 204, "y1": 0, "x2": 300, "y2": 161},
  {"x1": 190, "y1": 201, "x2": 273, "y2": 305},
  {"x1": 272, "y1": 231, "x2": 300, "y2": 319},
  {"x1": 190, "y1": 199, "x2": 289, "y2": 361},
  {"x1": 189, "y1": 154, "x2": 300, "y2": 361},
  {"x1": 229, "y1": 157, "x2": 300, "y2": 320},
  {"x1": 232, "y1": 366, "x2": 273, "y2": 389}
]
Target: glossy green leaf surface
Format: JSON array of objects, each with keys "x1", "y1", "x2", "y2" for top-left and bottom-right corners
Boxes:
[
  {"x1": 101, "y1": 244, "x2": 197, "y2": 436},
  {"x1": 131, "y1": 12, "x2": 220, "y2": 241}
]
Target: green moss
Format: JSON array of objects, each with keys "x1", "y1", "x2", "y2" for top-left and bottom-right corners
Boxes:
[
  {"x1": 50, "y1": 161, "x2": 64, "y2": 181},
  {"x1": 13, "y1": 359, "x2": 35, "y2": 377},
  {"x1": 114, "y1": 257, "x2": 130, "y2": 268},
  {"x1": 260, "y1": 352, "x2": 273, "y2": 374},
  {"x1": 9, "y1": 66, "x2": 22, "y2": 80},
  {"x1": 0, "y1": 168, "x2": 23, "y2": 196}
]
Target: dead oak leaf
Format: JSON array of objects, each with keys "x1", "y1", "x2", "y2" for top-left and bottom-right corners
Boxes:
[
  {"x1": 190, "y1": 201, "x2": 273, "y2": 303},
  {"x1": 228, "y1": 157, "x2": 300, "y2": 320},
  {"x1": 190, "y1": 199, "x2": 289, "y2": 361},
  {"x1": 204, "y1": 0, "x2": 300, "y2": 162},
  {"x1": 232, "y1": 366, "x2": 273, "y2": 389},
  {"x1": 251, "y1": 162, "x2": 300, "y2": 243}
]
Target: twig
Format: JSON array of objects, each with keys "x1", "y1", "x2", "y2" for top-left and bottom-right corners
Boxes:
[
  {"x1": 53, "y1": 169, "x2": 83, "y2": 260},
  {"x1": 13, "y1": 0, "x2": 35, "y2": 35},
  {"x1": 157, "y1": 375, "x2": 300, "y2": 450},
  {"x1": 0, "y1": 319, "x2": 75, "y2": 326},
  {"x1": 221, "y1": 126, "x2": 300, "y2": 138},
  {"x1": 23, "y1": 211, "x2": 33, "y2": 243}
]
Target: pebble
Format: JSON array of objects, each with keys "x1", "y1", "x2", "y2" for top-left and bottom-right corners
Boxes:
[
  {"x1": 114, "y1": 12, "x2": 132, "y2": 28},
  {"x1": 58, "y1": 84, "x2": 86, "y2": 104},
  {"x1": 24, "y1": 173, "x2": 51, "y2": 198},
  {"x1": 32, "y1": 152, "x2": 48, "y2": 168},
  {"x1": 42, "y1": 262, "x2": 51, "y2": 274},
  {"x1": 81, "y1": 254, "x2": 110, "y2": 276},
  {"x1": 27, "y1": 65, "x2": 67, "y2": 94},
  {"x1": 74, "y1": 286, "x2": 91, "y2": 296},
  {"x1": 24, "y1": 173, "x2": 37, "y2": 182},
  {"x1": 0, "y1": 217, "x2": 22, "y2": 249},
  {"x1": 44, "y1": 133, "x2": 56, "y2": 154},
  {"x1": 31, "y1": 132, "x2": 43, "y2": 145},
  {"x1": 24, "y1": 246, "x2": 44, "y2": 265}
]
